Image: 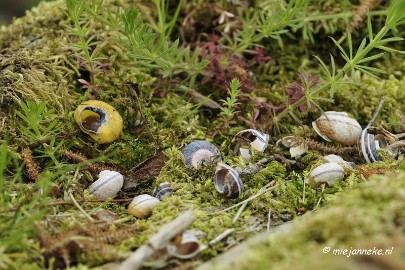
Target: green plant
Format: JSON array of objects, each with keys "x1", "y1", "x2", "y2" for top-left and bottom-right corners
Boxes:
[
  {"x1": 15, "y1": 102, "x2": 61, "y2": 143},
  {"x1": 219, "y1": 78, "x2": 241, "y2": 123},
  {"x1": 272, "y1": 0, "x2": 405, "y2": 128}
]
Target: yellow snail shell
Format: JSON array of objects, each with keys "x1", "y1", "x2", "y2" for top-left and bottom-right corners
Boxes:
[
  {"x1": 128, "y1": 194, "x2": 160, "y2": 218},
  {"x1": 74, "y1": 100, "x2": 123, "y2": 144},
  {"x1": 312, "y1": 111, "x2": 362, "y2": 146}
]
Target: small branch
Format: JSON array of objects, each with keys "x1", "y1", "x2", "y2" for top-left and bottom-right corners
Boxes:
[
  {"x1": 366, "y1": 96, "x2": 385, "y2": 129},
  {"x1": 118, "y1": 210, "x2": 196, "y2": 270},
  {"x1": 232, "y1": 201, "x2": 248, "y2": 224},
  {"x1": 212, "y1": 181, "x2": 279, "y2": 214},
  {"x1": 267, "y1": 209, "x2": 272, "y2": 231}
]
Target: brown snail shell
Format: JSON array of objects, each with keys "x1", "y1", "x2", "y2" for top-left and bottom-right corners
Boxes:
[
  {"x1": 233, "y1": 129, "x2": 269, "y2": 159},
  {"x1": 128, "y1": 194, "x2": 160, "y2": 218},
  {"x1": 168, "y1": 231, "x2": 201, "y2": 259},
  {"x1": 182, "y1": 140, "x2": 221, "y2": 169},
  {"x1": 89, "y1": 170, "x2": 123, "y2": 199},
  {"x1": 153, "y1": 182, "x2": 174, "y2": 200},
  {"x1": 214, "y1": 163, "x2": 243, "y2": 199},
  {"x1": 312, "y1": 111, "x2": 362, "y2": 145}
]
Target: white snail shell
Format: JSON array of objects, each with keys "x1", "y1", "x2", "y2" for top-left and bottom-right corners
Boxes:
[
  {"x1": 89, "y1": 170, "x2": 123, "y2": 199},
  {"x1": 128, "y1": 194, "x2": 160, "y2": 218},
  {"x1": 153, "y1": 182, "x2": 174, "y2": 200},
  {"x1": 214, "y1": 163, "x2": 243, "y2": 199},
  {"x1": 308, "y1": 162, "x2": 345, "y2": 186},
  {"x1": 323, "y1": 154, "x2": 355, "y2": 172},
  {"x1": 168, "y1": 231, "x2": 201, "y2": 259},
  {"x1": 182, "y1": 140, "x2": 221, "y2": 169},
  {"x1": 312, "y1": 111, "x2": 362, "y2": 145},
  {"x1": 233, "y1": 129, "x2": 269, "y2": 160}
]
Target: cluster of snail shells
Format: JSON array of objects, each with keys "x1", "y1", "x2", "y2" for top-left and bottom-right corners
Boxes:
[
  {"x1": 89, "y1": 170, "x2": 124, "y2": 199},
  {"x1": 74, "y1": 100, "x2": 123, "y2": 144}
]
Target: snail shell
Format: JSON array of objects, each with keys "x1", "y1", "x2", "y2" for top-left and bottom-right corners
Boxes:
[
  {"x1": 323, "y1": 154, "x2": 355, "y2": 172},
  {"x1": 312, "y1": 111, "x2": 362, "y2": 145},
  {"x1": 128, "y1": 194, "x2": 160, "y2": 218},
  {"x1": 214, "y1": 163, "x2": 243, "y2": 199},
  {"x1": 182, "y1": 141, "x2": 221, "y2": 169},
  {"x1": 74, "y1": 100, "x2": 123, "y2": 144},
  {"x1": 153, "y1": 182, "x2": 174, "y2": 200},
  {"x1": 308, "y1": 162, "x2": 345, "y2": 186},
  {"x1": 233, "y1": 129, "x2": 269, "y2": 160},
  {"x1": 168, "y1": 231, "x2": 201, "y2": 259},
  {"x1": 358, "y1": 128, "x2": 381, "y2": 163},
  {"x1": 89, "y1": 170, "x2": 123, "y2": 199}
]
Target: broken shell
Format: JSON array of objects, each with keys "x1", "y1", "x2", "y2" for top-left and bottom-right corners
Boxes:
[
  {"x1": 214, "y1": 163, "x2": 243, "y2": 199},
  {"x1": 182, "y1": 140, "x2": 221, "y2": 169},
  {"x1": 74, "y1": 100, "x2": 123, "y2": 144},
  {"x1": 358, "y1": 128, "x2": 381, "y2": 163},
  {"x1": 128, "y1": 194, "x2": 160, "y2": 218},
  {"x1": 89, "y1": 170, "x2": 123, "y2": 199},
  {"x1": 308, "y1": 162, "x2": 345, "y2": 186},
  {"x1": 153, "y1": 182, "x2": 174, "y2": 200},
  {"x1": 169, "y1": 231, "x2": 201, "y2": 260},
  {"x1": 312, "y1": 111, "x2": 362, "y2": 145},
  {"x1": 233, "y1": 129, "x2": 269, "y2": 159}
]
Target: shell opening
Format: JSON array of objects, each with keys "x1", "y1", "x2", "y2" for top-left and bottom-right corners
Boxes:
[{"x1": 80, "y1": 107, "x2": 109, "y2": 134}]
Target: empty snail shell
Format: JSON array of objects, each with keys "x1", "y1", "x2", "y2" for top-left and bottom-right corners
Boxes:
[
  {"x1": 153, "y1": 182, "x2": 174, "y2": 200},
  {"x1": 358, "y1": 128, "x2": 382, "y2": 163},
  {"x1": 168, "y1": 231, "x2": 201, "y2": 260},
  {"x1": 74, "y1": 100, "x2": 123, "y2": 144},
  {"x1": 128, "y1": 194, "x2": 160, "y2": 218},
  {"x1": 233, "y1": 129, "x2": 269, "y2": 159},
  {"x1": 308, "y1": 162, "x2": 345, "y2": 186},
  {"x1": 312, "y1": 111, "x2": 362, "y2": 145},
  {"x1": 214, "y1": 163, "x2": 243, "y2": 199},
  {"x1": 89, "y1": 170, "x2": 124, "y2": 199},
  {"x1": 182, "y1": 140, "x2": 221, "y2": 169},
  {"x1": 323, "y1": 154, "x2": 355, "y2": 172}
]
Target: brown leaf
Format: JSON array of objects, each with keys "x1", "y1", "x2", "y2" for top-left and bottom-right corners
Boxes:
[{"x1": 123, "y1": 149, "x2": 166, "y2": 190}]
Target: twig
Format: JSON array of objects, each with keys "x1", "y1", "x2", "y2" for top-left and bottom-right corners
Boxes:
[
  {"x1": 118, "y1": 209, "x2": 195, "y2": 270},
  {"x1": 312, "y1": 184, "x2": 325, "y2": 212},
  {"x1": 232, "y1": 201, "x2": 248, "y2": 224},
  {"x1": 267, "y1": 209, "x2": 272, "y2": 231},
  {"x1": 366, "y1": 96, "x2": 385, "y2": 129},
  {"x1": 212, "y1": 181, "x2": 279, "y2": 214},
  {"x1": 68, "y1": 169, "x2": 95, "y2": 222},
  {"x1": 47, "y1": 198, "x2": 133, "y2": 206},
  {"x1": 209, "y1": 229, "x2": 235, "y2": 246}
]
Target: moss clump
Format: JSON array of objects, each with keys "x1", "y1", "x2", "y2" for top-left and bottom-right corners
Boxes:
[{"x1": 198, "y1": 172, "x2": 405, "y2": 270}]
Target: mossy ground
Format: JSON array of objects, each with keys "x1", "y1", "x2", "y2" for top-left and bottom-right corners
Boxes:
[{"x1": 0, "y1": 0, "x2": 404, "y2": 269}]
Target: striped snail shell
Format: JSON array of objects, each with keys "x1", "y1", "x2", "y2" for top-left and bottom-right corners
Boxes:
[
  {"x1": 308, "y1": 162, "x2": 345, "y2": 187},
  {"x1": 233, "y1": 129, "x2": 269, "y2": 159},
  {"x1": 89, "y1": 170, "x2": 123, "y2": 199},
  {"x1": 312, "y1": 111, "x2": 362, "y2": 146},
  {"x1": 153, "y1": 182, "x2": 174, "y2": 200},
  {"x1": 74, "y1": 100, "x2": 123, "y2": 144},
  {"x1": 128, "y1": 194, "x2": 160, "y2": 218},
  {"x1": 214, "y1": 163, "x2": 243, "y2": 199},
  {"x1": 168, "y1": 231, "x2": 201, "y2": 260},
  {"x1": 358, "y1": 128, "x2": 381, "y2": 163},
  {"x1": 182, "y1": 140, "x2": 221, "y2": 169}
]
